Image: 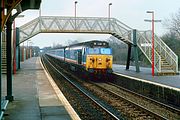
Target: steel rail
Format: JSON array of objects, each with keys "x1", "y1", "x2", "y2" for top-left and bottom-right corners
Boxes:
[
  {"x1": 92, "y1": 82, "x2": 168, "y2": 120},
  {"x1": 107, "y1": 82, "x2": 180, "y2": 119},
  {"x1": 41, "y1": 55, "x2": 120, "y2": 120}
]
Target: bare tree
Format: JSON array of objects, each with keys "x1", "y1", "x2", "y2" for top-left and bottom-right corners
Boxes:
[
  {"x1": 52, "y1": 43, "x2": 63, "y2": 48},
  {"x1": 107, "y1": 36, "x2": 128, "y2": 64},
  {"x1": 162, "y1": 8, "x2": 180, "y2": 68},
  {"x1": 163, "y1": 8, "x2": 180, "y2": 38},
  {"x1": 66, "y1": 39, "x2": 79, "y2": 46}
]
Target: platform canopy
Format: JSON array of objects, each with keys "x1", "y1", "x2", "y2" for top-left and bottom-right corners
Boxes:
[
  {"x1": 18, "y1": 0, "x2": 41, "y2": 11},
  {"x1": 1, "y1": 0, "x2": 41, "y2": 29}
]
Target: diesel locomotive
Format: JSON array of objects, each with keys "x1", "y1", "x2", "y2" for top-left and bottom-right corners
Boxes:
[{"x1": 46, "y1": 40, "x2": 113, "y2": 74}]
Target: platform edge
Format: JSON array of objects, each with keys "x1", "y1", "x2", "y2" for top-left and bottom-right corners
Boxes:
[
  {"x1": 39, "y1": 57, "x2": 81, "y2": 120},
  {"x1": 113, "y1": 72, "x2": 180, "y2": 91}
]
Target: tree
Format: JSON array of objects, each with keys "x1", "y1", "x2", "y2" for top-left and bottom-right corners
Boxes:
[
  {"x1": 66, "y1": 39, "x2": 79, "y2": 46},
  {"x1": 161, "y1": 32, "x2": 180, "y2": 66},
  {"x1": 163, "y1": 8, "x2": 180, "y2": 38},
  {"x1": 107, "y1": 36, "x2": 128, "y2": 64},
  {"x1": 162, "y1": 8, "x2": 180, "y2": 69},
  {"x1": 107, "y1": 36, "x2": 151, "y2": 67},
  {"x1": 52, "y1": 43, "x2": 63, "y2": 49}
]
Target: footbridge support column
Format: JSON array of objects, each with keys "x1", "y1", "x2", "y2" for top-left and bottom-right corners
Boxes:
[
  {"x1": 126, "y1": 44, "x2": 131, "y2": 70},
  {"x1": 132, "y1": 29, "x2": 140, "y2": 72}
]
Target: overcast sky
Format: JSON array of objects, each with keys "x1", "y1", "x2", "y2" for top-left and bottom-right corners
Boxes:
[{"x1": 15, "y1": 0, "x2": 180, "y2": 48}]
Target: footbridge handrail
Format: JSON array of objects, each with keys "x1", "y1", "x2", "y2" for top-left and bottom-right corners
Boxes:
[
  {"x1": 19, "y1": 16, "x2": 132, "y2": 44},
  {"x1": 136, "y1": 31, "x2": 162, "y2": 72}
]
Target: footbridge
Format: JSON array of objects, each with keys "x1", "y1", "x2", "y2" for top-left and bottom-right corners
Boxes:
[{"x1": 18, "y1": 16, "x2": 178, "y2": 75}]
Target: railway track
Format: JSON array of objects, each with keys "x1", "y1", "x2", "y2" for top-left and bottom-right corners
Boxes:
[
  {"x1": 90, "y1": 82, "x2": 180, "y2": 120},
  {"x1": 80, "y1": 82, "x2": 166, "y2": 119},
  {"x1": 41, "y1": 55, "x2": 121, "y2": 120},
  {"x1": 109, "y1": 82, "x2": 180, "y2": 119},
  {"x1": 42, "y1": 55, "x2": 180, "y2": 119}
]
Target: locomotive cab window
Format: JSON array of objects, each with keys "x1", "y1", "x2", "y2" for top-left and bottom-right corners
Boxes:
[
  {"x1": 100, "y1": 48, "x2": 112, "y2": 55},
  {"x1": 87, "y1": 48, "x2": 112, "y2": 55},
  {"x1": 88, "y1": 48, "x2": 100, "y2": 54}
]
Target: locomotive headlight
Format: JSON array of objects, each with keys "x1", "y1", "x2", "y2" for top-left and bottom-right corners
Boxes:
[{"x1": 98, "y1": 58, "x2": 102, "y2": 61}]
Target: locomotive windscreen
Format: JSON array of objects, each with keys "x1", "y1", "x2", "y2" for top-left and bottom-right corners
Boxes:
[
  {"x1": 87, "y1": 48, "x2": 112, "y2": 55},
  {"x1": 100, "y1": 48, "x2": 112, "y2": 54}
]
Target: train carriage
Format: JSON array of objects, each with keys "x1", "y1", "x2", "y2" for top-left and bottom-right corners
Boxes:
[{"x1": 46, "y1": 40, "x2": 113, "y2": 74}]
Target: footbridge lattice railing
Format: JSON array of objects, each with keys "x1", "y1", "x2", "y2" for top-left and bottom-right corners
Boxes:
[
  {"x1": 136, "y1": 31, "x2": 162, "y2": 73},
  {"x1": 19, "y1": 16, "x2": 132, "y2": 44},
  {"x1": 139, "y1": 31, "x2": 178, "y2": 73}
]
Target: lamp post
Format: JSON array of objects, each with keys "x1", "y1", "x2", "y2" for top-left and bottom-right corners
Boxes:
[
  {"x1": 75, "y1": 1, "x2": 78, "y2": 30},
  {"x1": 108, "y1": 3, "x2": 112, "y2": 32},
  {"x1": 39, "y1": 3, "x2": 41, "y2": 17},
  {"x1": 144, "y1": 11, "x2": 161, "y2": 76}
]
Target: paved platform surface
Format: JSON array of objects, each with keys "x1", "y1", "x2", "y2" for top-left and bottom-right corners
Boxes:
[
  {"x1": 4, "y1": 57, "x2": 80, "y2": 120},
  {"x1": 113, "y1": 64, "x2": 180, "y2": 89}
]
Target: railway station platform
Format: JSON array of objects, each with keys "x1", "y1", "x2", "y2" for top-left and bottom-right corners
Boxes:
[
  {"x1": 3, "y1": 57, "x2": 80, "y2": 120},
  {"x1": 113, "y1": 64, "x2": 180, "y2": 89},
  {"x1": 112, "y1": 64, "x2": 180, "y2": 109}
]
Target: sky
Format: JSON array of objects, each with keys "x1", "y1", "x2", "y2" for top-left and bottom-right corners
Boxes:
[{"x1": 15, "y1": 0, "x2": 180, "y2": 48}]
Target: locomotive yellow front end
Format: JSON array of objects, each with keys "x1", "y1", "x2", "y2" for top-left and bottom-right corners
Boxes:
[
  {"x1": 86, "y1": 55, "x2": 113, "y2": 74},
  {"x1": 85, "y1": 46, "x2": 113, "y2": 74}
]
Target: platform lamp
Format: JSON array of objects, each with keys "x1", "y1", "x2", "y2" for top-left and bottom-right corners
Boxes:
[
  {"x1": 108, "y1": 3, "x2": 112, "y2": 32},
  {"x1": 144, "y1": 11, "x2": 161, "y2": 76},
  {"x1": 74, "y1": 1, "x2": 78, "y2": 30}
]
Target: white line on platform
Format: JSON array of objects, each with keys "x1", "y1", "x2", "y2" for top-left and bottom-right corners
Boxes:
[{"x1": 39, "y1": 57, "x2": 81, "y2": 120}]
